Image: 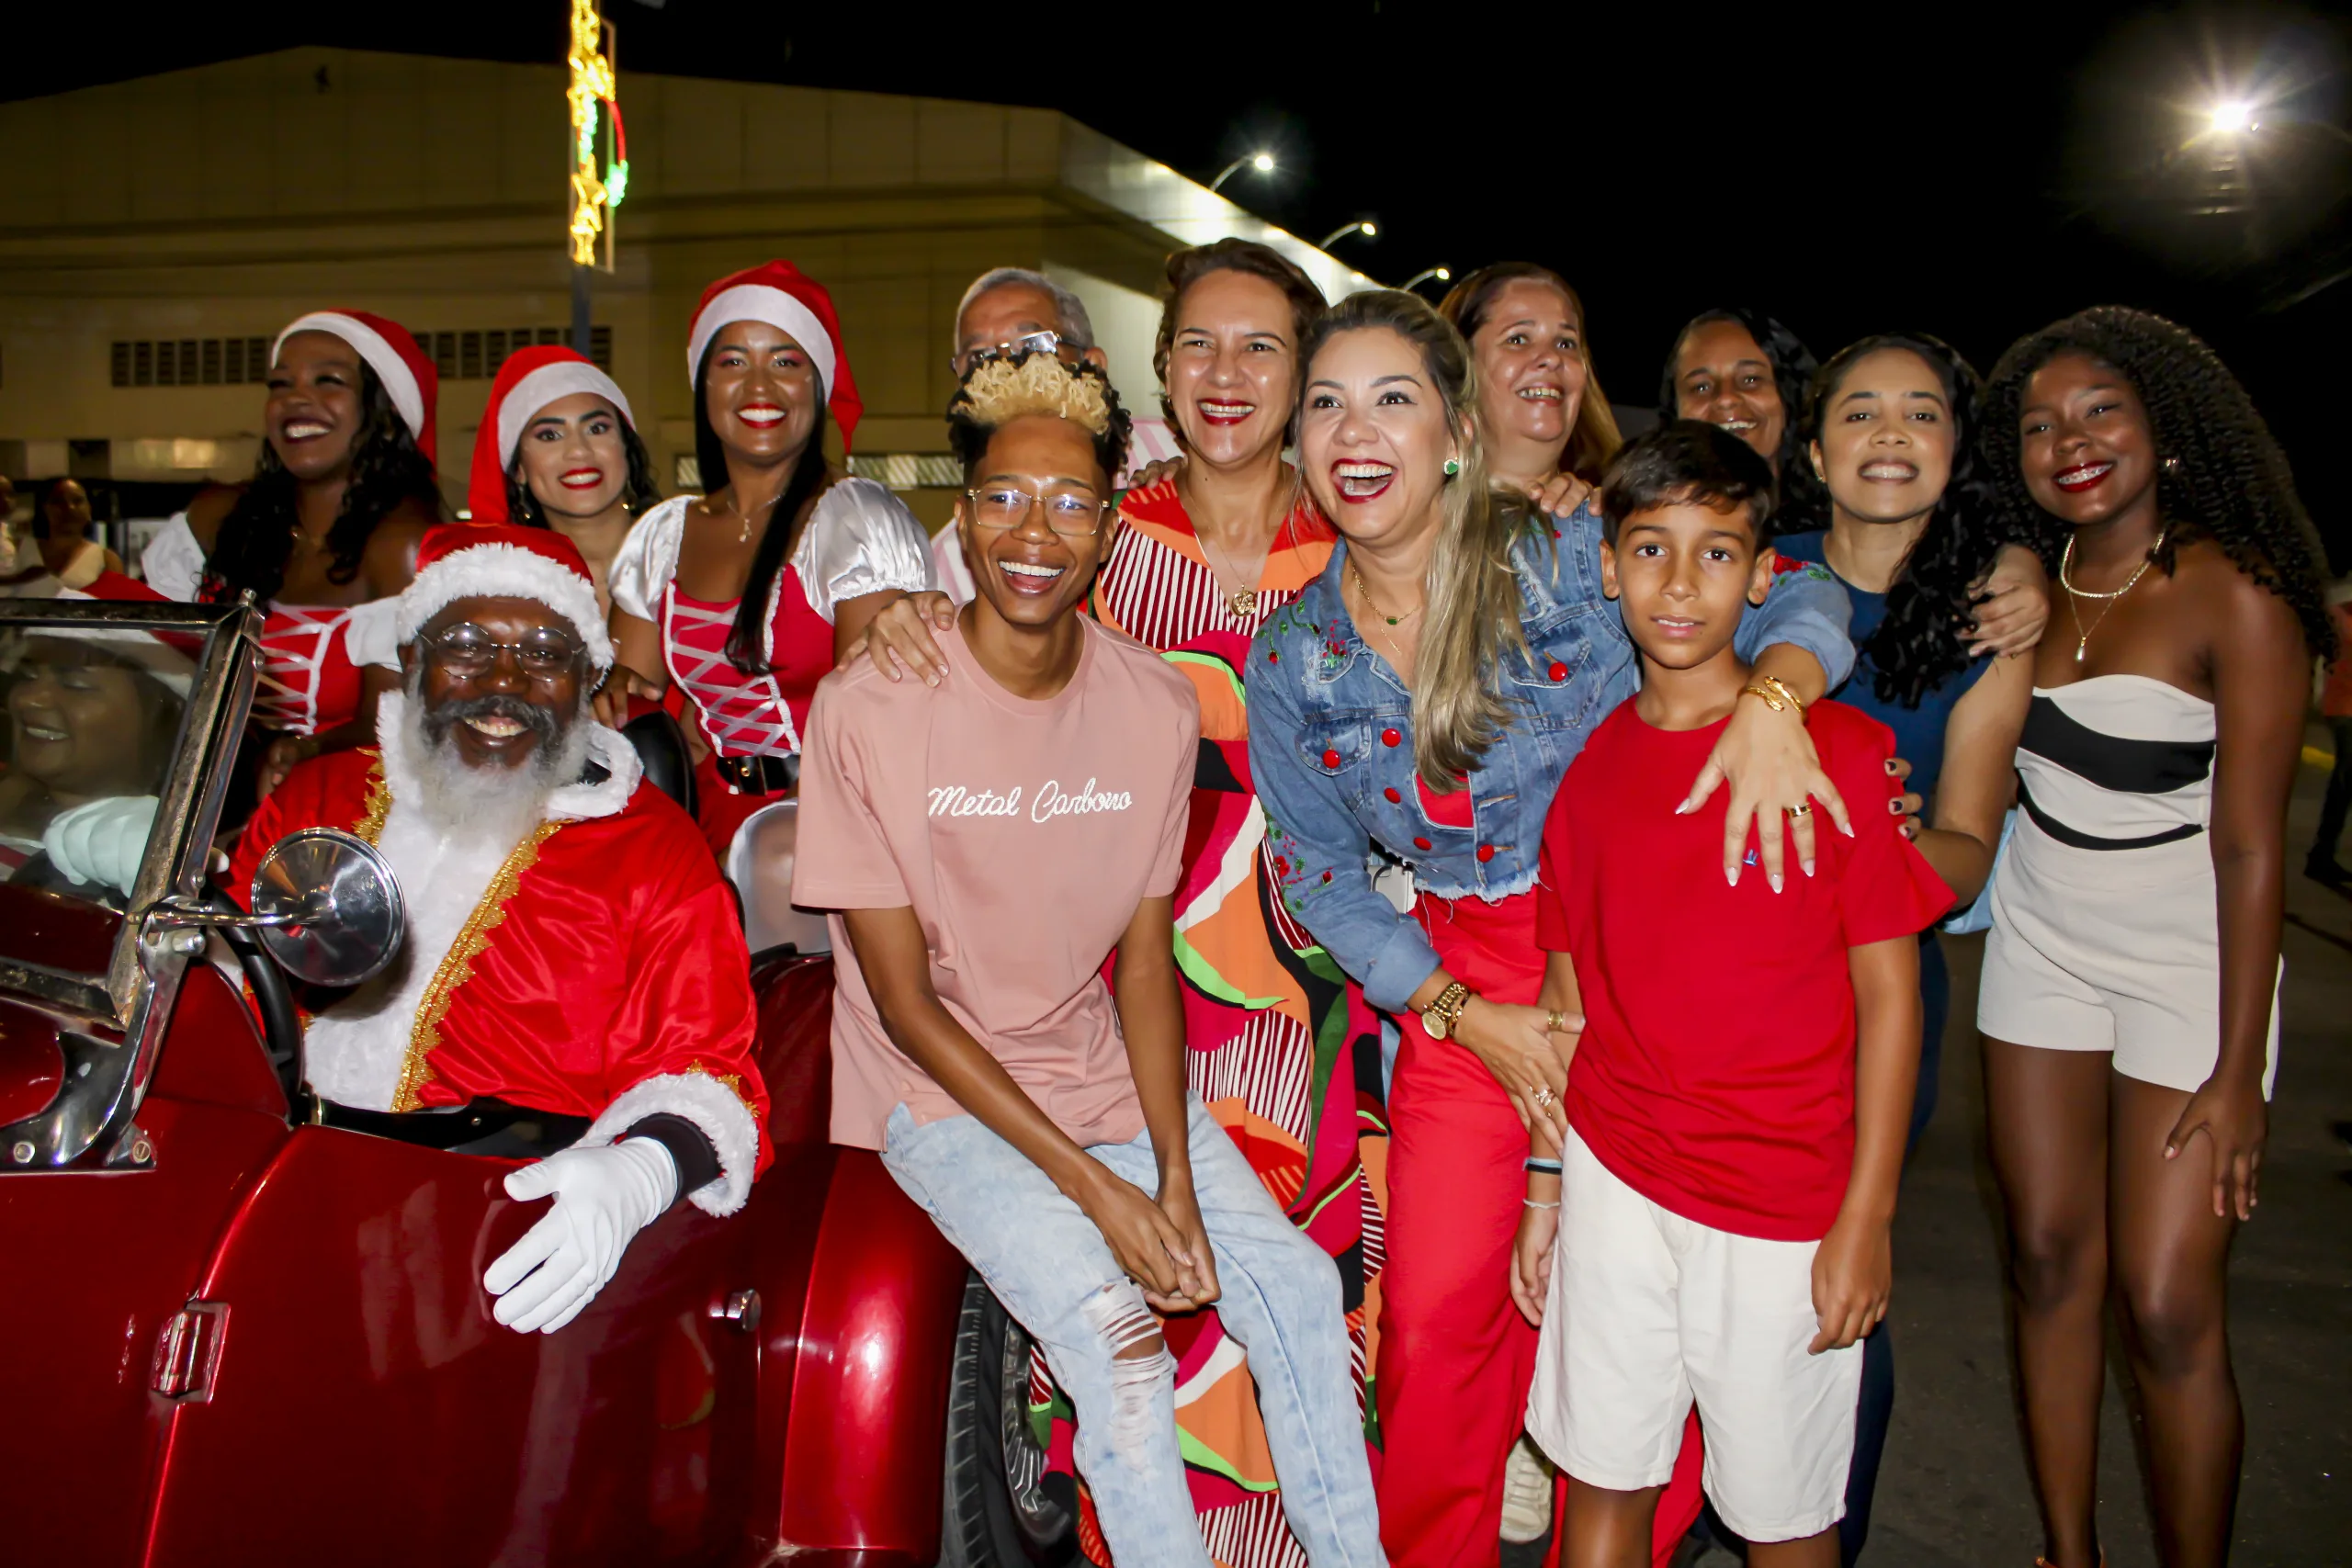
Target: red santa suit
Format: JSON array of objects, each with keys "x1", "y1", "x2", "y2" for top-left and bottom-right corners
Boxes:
[{"x1": 228, "y1": 524, "x2": 770, "y2": 1214}]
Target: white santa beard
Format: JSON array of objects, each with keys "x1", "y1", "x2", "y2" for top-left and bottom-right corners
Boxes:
[{"x1": 302, "y1": 691, "x2": 584, "y2": 1111}]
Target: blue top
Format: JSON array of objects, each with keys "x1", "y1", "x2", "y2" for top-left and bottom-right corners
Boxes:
[
  {"x1": 1772, "y1": 529, "x2": 1991, "y2": 801},
  {"x1": 1247, "y1": 501, "x2": 1855, "y2": 1013}
]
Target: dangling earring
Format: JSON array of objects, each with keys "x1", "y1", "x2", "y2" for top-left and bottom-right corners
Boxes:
[
  {"x1": 2162, "y1": 456, "x2": 2182, "y2": 475},
  {"x1": 1442, "y1": 457, "x2": 1462, "y2": 477}
]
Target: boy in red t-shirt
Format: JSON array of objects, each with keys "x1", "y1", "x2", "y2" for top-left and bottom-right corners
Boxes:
[{"x1": 1510, "y1": 422, "x2": 1951, "y2": 1564}]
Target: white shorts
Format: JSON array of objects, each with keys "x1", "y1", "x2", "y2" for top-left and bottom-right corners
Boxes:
[
  {"x1": 1526, "y1": 1128, "x2": 1862, "y2": 1544},
  {"x1": 1976, "y1": 818, "x2": 2278, "y2": 1097}
]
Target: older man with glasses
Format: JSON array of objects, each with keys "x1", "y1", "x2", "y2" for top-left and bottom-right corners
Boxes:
[{"x1": 228, "y1": 523, "x2": 771, "y2": 1336}]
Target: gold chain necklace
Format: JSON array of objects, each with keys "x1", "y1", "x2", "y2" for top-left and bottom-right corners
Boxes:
[
  {"x1": 702, "y1": 488, "x2": 784, "y2": 545},
  {"x1": 2059, "y1": 528, "x2": 2166, "y2": 663},
  {"x1": 1190, "y1": 475, "x2": 1302, "y2": 621},
  {"x1": 1348, "y1": 558, "x2": 1423, "y2": 664}
]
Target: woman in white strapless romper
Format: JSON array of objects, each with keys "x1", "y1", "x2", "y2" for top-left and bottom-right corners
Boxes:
[{"x1": 1974, "y1": 308, "x2": 2336, "y2": 1568}]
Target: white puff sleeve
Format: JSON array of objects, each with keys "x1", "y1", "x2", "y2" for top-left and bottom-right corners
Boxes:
[
  {"x1": 343, "y1": 598, "x2": 403, "y2": 670},
  {"x1": 141, "y1": 513, "x2": 207, "y2": 602},
  {"x1": 791, "y1": 479, "x2": 940, "y2": 624},
  {"x1": 607, "y1": 497, "x2": 692, "y2": 624}
]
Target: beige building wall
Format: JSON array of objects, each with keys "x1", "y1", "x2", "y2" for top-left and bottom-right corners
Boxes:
[{"x1": 0, "y1": 47, "x2": 1371, "y2": 535}]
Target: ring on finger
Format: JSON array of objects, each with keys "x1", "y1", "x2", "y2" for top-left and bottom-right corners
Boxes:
[
  {"x1": 1531, "y1": 1085, "x2": 1556, "y2": 1109},
  {"x1": 1783, "y1": 801, "x2": 1814, "y2": 820},
  {"x1": 1544, "y1": 1009, "x2": 1570, "y2": 1033}
]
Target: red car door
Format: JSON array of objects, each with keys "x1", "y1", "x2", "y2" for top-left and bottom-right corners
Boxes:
[{"x1": 139, "y1": 1115, "x2": 763, "y2": 1566}]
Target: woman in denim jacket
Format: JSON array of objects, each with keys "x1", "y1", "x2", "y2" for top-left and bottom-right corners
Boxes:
[{"x1": 1247, "y1": 291, "x2": 1856, "y2": 1568}]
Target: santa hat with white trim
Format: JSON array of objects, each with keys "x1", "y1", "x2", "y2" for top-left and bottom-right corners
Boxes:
[
  {"x1": 394, "y1": 525, "x2": 613, "y2": 671},
  {"x1": 467, "y1": 345, "x2": 636, "y2": 527},
  {"x1": 685, "y1": 260, "x2": 865, "y2": 449},
  {"x1": 272, "y1": 310, "x2": 441, "y2": 464}
]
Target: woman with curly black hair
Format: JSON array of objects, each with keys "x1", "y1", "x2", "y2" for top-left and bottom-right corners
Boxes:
[
  {"x1": 1663, "y1": 309, "x2": 2051, "y2": 661},
  {"x1": 1773, "y1": 333, "x2": 2039, "y2": 1567},
  {"x1": 1976, "y1": 306, "x2": 2334, "y2": 1568},
  {"x1": 141, "y1": 310, "x2": 442, "y2": 799}
]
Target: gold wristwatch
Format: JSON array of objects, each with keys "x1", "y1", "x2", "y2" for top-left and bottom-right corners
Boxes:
[
  {"x1": 1738, "y1": 673, "x2": 1805, "y2": 716},
  {"x1": 1419, "y1": 981, "x2": 1474, "y2": 1041}
]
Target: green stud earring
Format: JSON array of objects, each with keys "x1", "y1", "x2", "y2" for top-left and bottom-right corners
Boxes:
[{"x1": 1442, "y1": 457, "x2": 1462, "y2": 477}]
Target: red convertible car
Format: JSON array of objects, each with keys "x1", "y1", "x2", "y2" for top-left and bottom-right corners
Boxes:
[{"x1": 0, "y1": 596, "x2": 1079, "y2": 1566}]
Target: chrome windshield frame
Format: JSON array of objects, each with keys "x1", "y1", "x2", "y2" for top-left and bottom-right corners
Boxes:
[{"x1": 0, "y1": 597, "x2": 257, "y2": 1170}]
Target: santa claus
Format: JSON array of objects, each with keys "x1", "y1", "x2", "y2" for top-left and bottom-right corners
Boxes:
[{"x1": 229, "y1": 523, "x2": 771, "y2": 1334}]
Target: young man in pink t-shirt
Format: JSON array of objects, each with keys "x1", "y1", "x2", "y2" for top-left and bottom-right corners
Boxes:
[
  {"x1": 792, "y1": 355, "x2": 1383, "y2": 1568},
  {"x1": 1510, "y1": 423, "x2": 1951, "y2": 1564}
]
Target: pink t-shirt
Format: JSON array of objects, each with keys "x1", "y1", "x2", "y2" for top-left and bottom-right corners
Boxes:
[{"x1": 793, "y1": 615, "x2": 1200, "y2": 1151}]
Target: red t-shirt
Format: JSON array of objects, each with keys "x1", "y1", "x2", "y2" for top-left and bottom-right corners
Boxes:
[{"x1": 1536, "y1": 696, "x2": 1952, "y2": 1241}]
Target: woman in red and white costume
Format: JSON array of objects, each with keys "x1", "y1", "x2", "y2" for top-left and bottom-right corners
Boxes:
[
  {"x1": 597, "y1": 261, "x2": 936, "y2": 867},
  {"x1": 142, "y1": 310, "x2": 441, "y2": 799},
  {"x1": 469, "y1": 344, "x2": 662, "y2": 613}
]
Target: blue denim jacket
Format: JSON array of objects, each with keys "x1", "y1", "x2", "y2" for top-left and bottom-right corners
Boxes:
[{"x1": 1245, "y1": 501, "x2": 1853, "y2": 1012}]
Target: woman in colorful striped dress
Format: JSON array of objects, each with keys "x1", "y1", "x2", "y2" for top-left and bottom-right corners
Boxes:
[{"x1": 853, "y1": 240, "x2": 1375, "y2": 1568}]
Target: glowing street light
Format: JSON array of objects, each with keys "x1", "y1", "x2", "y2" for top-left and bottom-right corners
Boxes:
[
  {"x1": 1210, "y1": 152, "x2": 1277, "y2": 193},
  {"x1": 2208, "y1": 98, "x2": 2256, "y2": 135},
  {"x1": 1319, "y1": 220, "x2": 1378, "y2": 249},
  {"x1": 1400, "y1": 265, "x2": 1452, "y2": 293}
]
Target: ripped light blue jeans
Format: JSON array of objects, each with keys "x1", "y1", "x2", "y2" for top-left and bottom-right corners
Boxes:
[{"x1": 882, "y1": 1095, "x2": 1386, "y2": 1568}]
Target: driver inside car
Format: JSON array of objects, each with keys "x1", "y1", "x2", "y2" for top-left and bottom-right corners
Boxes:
[
  {"x1": 227, "y1": 524, "x2": 771, "y2": 1334},
  {"x1": 0, "y1": 603, "x2": 191, "y2": 903}
]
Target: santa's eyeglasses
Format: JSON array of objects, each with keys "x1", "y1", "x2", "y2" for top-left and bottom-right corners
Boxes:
[{"x1": 422, "y1": 623, "x2": 585, "y2": 680}]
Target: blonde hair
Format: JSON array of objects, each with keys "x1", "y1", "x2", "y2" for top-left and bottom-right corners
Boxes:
[
  {"x1": 1301, "y1": 291, "x2": 1541, "y2": 790},
  {"x1": 946, "y1": 351, "x2": 1133, "y2": 479}
]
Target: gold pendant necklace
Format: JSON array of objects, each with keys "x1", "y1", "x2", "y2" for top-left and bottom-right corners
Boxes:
[
  {"x1": 706, "y1": 490, "x2": 783, "y2": 546},
  {"x1": 1348, "y1": 558, "x2": 1423, "y2": 665},
  {"x1": 2059, "y1": 529, "x2": 2165, "y2": 663}
]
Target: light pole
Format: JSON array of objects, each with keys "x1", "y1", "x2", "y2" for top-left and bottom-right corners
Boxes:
[
  {"x1": 1318, "y1": 220, "x2": 1378, "y2": 249},
  {"x1": 1399, "y1": 265, "x2": 1452, "y2": 293},
  {"x1": 1210, "y1": 152, "x2": 1276, "y2": 193}
]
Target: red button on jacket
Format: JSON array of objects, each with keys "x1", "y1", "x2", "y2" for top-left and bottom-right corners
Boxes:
[
  {"x1": 1322, "y1": 749, "x2": 1341, "y2": 769},
  {"x1": 1381, "y1": 728, "x2": 1402, "y2": 747},
  {"x1": 1413, "y1": 836, "x2": 1432, "y2": 851},
  {"x1": 1476, "y1": 843, "x2": 1497, "y2": 863},
  {"x1": 1548, "y1": 660, "x2": 1568, "y2": 682},
  {"x1": 1384, "y1": 787, "x2": 1402, "y2": 804}
]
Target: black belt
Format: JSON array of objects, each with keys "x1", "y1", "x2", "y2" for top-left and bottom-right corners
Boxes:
[
  {"x1": 2018, "y1": 781, "x2": 2204, "y2": 852},
  {"x1": 304, "y1": 1095, "x2": 592, "y2": 1158},
  {"x1": 714, "y1": 752, "x2": 798, "y2": 795}
]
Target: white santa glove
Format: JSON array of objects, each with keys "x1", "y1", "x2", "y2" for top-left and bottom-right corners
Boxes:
[
  {"x1": 43, "y1": 795, "x2": 160, "y2": 896},
  {"x1": 481, "y1": 1137, "x2": 678, "y2": 1334}
]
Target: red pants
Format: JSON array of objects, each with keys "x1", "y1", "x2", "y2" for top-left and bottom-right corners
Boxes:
[{"x1": 1375, "y1": 892, "x2": 1702, "y2": 1568}]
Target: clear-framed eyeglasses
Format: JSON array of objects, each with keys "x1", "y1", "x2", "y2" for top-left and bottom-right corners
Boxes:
[
  {"x1": 951, "y1": 330, "x2": 1070, "y2": 378},
  {"x1": 421, "y1": 623, "x2": 585, "y2": 680},
  {"x1": 964, "y1": 484, "x2": 1113, "y2": 538}
]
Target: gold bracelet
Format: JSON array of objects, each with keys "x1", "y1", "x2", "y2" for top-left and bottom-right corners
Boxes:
[{"x1": 1739, "y1": 674, "x2": 1804, "y2": 716}]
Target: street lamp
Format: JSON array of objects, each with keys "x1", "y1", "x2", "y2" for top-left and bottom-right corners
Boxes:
[
  {"x1": 2208, "y1": 97, "x2": 2256, "y2": 135},
  {"x1": 1210, "y1": 151, "x2": 1276, "y2": 193},
  {"x1": 1400, "y1": 265, "x2": 1452, "y2": 293},
  {"x1": 1318, "y1": 220, "x2": 1378, "y2": 249}
]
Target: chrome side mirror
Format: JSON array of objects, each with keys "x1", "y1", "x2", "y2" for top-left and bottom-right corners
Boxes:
[{"x1": 249, "y1": 829, "x2": 405, "y2": 987}]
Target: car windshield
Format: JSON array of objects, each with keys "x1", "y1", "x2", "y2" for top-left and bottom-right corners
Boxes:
[{"x1": 0, "y1": 625, "x2": 192, "y2": 919}]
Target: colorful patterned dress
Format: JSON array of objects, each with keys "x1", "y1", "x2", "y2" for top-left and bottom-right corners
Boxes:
[{"x1": 1051, "y1": 477, "x2": 1388, "y2": 1568}]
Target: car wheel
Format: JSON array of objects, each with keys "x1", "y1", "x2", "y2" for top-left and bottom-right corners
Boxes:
[{"x1": 938, "y1": 1270, "x2": 1080, "y2": 1567}]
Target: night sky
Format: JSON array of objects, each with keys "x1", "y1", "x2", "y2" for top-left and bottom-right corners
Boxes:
[{"x1": 21, "y1": 1, "x2": 2352, "y2": 562}]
